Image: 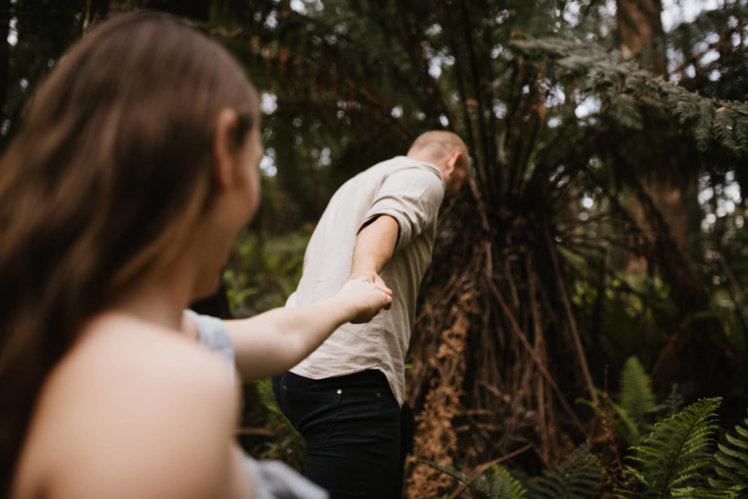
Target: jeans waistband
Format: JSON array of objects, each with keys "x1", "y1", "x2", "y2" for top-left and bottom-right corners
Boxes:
[{"x1": 286, "y1": 369, "x2": 387, "y2": 389}]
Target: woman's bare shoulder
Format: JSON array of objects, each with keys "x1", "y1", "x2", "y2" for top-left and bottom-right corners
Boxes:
[{"x1": 15, "y1": 312, "x2": 240, "y2": 499}]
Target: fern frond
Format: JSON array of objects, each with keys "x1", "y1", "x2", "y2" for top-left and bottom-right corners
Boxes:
[
  {"x1": 670, "y1": 486, "x2": 741, "y2": 498},
  {"x1": 656, "y1": 383, "x2": 684, "y2": 416},
  {"x1": 527, "y1": 441, "x2": 604, "y2": 498},
  {"x1": 577, "y1": 358, "x2": 656, "y2": 446},
  {"x1": 713, "y1": 107, "x2": 740, "y2": 156},
  {"x1": 693, "y1": 100, "x2": 716, "y2": 151},
  {"x1": 620, "y1": 356, "x2": 657, "y2": 428},
  {"x1": 626, "y1": 397, "x2": 722, "y2": 495},
  {"x1": 608, "y1": 93, "x2": 643, "y2": 130},
  {"x1": 478, "y1": 464, "x2": 528, "y2": 499},
  {"x1": 511, "y1": 38, "x2": 748, "y2": 159},
  {"x1": 577, "y1": 391, "x2": 642, "y2": 444},
  {"x1": 419, "y1": 459, "x2": 528, "y2": 498},
  {"x1": 708, "y1": 409, "x2": 748, "y2": 493}
]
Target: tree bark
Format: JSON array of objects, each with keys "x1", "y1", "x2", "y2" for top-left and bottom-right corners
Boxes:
[
  {"x1": 616, "y1": 0, "x2": 666, "y2": 76},
  {"x1": 615, "y1": 0, "x2": 693, "y2": 274},
  {"x1": 0, "y1": 0, "x2": 11, "y2": 143}
]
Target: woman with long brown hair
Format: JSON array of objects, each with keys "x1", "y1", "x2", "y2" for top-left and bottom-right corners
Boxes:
[{"x1": 0, "y1": 13, "x2": 391, "y2": 498}]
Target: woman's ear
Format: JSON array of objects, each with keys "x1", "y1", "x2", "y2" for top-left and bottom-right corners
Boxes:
[{"x1": 212, "y1": 108, "x2": 239, "y2": 192}]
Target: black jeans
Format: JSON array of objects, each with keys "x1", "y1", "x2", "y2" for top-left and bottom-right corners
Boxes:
[{"x1": 272, "y1": 370, "x2": 414, "y2": 499}]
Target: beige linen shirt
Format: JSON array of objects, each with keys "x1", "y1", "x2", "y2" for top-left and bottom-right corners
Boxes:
[{"x1": 287, "y1": 156, "x2": 445, "y2": 406}]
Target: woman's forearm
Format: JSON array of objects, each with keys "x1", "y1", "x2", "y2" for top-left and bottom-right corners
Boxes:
[{"x1": 224, "y1": 278, "x2": 391, "y2": 381}]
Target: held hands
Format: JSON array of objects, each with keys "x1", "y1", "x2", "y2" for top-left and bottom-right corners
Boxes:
[{"x1": 338, "y1": 274, "x2": 393, "y2": 324}]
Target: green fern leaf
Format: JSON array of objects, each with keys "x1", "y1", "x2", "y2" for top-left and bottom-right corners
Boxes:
[
  {"x1": 626, "y1": 397, "x2": 721, "y2": 495},
  {"x1": 708, "y1": 409, "x2": 748, "y2": 493},
  {"x1": 620, "y1": 356, "x2": 657, "y2": 429},
  {"x1": 609, "y1": 93, "x2": 643, "y2": 130},
  {"x1": 658, "y1": 384, "x2": 684, "y2": 416},
  {"x1": 527, "y1": 442, "x2": 604, "y2": 498},
  {"x1": 671, "y1": 486, "x2": 741, "y2": 498},
  {"x1": 511, "y1": 37, "x2": 748, "y2": 159},
  {"x1": 577, "y1": 391, "x2": 642, "y2": 445},
  {"x1": 478, "y1": 464, "x2": 528, "y2": 499},
  {"x1": 419, "y1": 459, "x2": 528, "y2": 498},
  {"x1": 693, "y1": 100, "x2": 716, "y2": 151},
  {"x1": 713, "y1": 107, "x2": 740, "y2": 156}
]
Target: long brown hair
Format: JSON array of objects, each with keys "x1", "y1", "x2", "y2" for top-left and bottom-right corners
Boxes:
[{"x1": 0, "y1": 13, "x2": 257, "y2": 493}]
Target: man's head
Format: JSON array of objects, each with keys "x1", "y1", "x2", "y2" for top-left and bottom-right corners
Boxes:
[{"x1": 406, "y1": 131, "x2": 469, "y2": 198}]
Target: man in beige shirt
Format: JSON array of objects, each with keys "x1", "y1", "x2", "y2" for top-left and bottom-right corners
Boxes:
[{"x1": 273, "y1": 131, "x2": 469, "y2": 498}]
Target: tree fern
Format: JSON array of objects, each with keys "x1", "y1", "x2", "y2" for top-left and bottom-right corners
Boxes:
[
  {"x1": 526, "y1": 441, "x2": 604, "y2": 498},
  {"x1": 511, "y1": 37, "x2": 748, "y2": 159},
  {"x1": 626, "y1": 397, "x2": 722, "y2": 496}
]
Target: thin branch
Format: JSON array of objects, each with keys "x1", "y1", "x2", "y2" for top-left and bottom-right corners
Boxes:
[
  {"x1": 485, "y1": 275, "x2": 586, "y2": 433},
  {"x1": 544, "y1": 222, "x2": 600, "y2": 406}
]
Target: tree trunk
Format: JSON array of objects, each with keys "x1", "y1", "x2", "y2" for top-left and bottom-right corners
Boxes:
[
  {"x1": 615, "y1": 0, "x2": 741, "y2": 399},
  {"x1": 615, "y1": 0, "x2": 692, "y2": 275},
  {"x1": 0, "y1": 0, "x2": 11, "y2": 147},
  {"x1": 616, "y1": 0, "x2": 666, "y2": 76}
]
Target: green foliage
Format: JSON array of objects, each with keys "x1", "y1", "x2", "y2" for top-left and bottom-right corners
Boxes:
[
  {"x1": 709, "y1": 409, "x2": 748, "y2": 494},
  {"x1": 240, "y1": 378, "x2": 306, "y2": 472},
  {"x1": 420, "y1": 459, "x2": 528, "y2": 498},
  {"x1": 571, "y1": 271, "x2": 680, "y2": 374},
  {"x1": 223, "y1": 228, "x2": 310, "y2": 317},
  {"x1": 661, "y1": 384, "x2": 685, "y2": 417},
  {"x1": 620, "y1": 356, "x2": 657, "y2": 434},
  {"x1": 626, "y1": 397, "x2": 722, "y2": 496},
  {"x1": 511, "y1": 37, "x2": 748, "y2": 160},
  {"x1": 526, "y1": 442, "x2": 605, "y2": 498},
  {"x1": 578, "y1": 356, "x2": 682, "y2": 447}
]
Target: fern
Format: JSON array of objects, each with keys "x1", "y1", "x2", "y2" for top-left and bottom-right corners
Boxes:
[
  {"x1": 511, "y1": 37, "x2": 748, "y2": 159},
  {"x1": 479, "y1": 465, "x2": 528, "y2": 499},
  {"x1": 620, "y1": 356, "x2": 657, "y2": 432},
  {"x1": 419, "y1": 459, "x2": 527, "y2": 498},
  {"x1": 251, "y1": 379, "x2": 306, "y2": 470},
  {"x1": 670, "y1": 486, "x2": 741, "y2": 498},
  {"x1": 578, "y1": 389, "x2": 644, "y2": 446},
  {"x1": 709, "y1": 409, "x2": 748, "y2": 493},
  {"x1": 658, "y1": 383, "x2": 684, "y2": 417},
  {"x1": 576, "y1": 356, "x2": 656, "y2": 445},
  {"x1": 526, "y1": 441, "x2": 604, "y2": 498},
  {"x1": 626, "y1": 397, "x2": 722, "y2": 496}
]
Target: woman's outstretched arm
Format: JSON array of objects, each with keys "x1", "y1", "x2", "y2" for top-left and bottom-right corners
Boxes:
[{"x1": 221, "y1": 276, "x2": 392, "y2": 381}]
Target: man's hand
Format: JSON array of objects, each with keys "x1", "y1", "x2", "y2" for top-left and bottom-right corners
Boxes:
[
  {"x1": 337, "y1": 275, "x2": 393, "y2": 324},
  {"x1": 349, "y1": 271, "x2": 392, "y2": 310}
]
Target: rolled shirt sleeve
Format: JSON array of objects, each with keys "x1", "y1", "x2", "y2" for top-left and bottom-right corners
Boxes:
[{"x1": 361, "y1": 166, "x2": 445, "y2": 251}]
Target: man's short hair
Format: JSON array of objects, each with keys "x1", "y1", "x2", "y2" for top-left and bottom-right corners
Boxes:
[{"x1": 408, "y1": 131, "x2": 468, "y2": 167}]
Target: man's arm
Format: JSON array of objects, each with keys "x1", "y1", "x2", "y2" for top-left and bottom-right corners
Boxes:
[{"x1": 349, "y1": 214, "x2": 399, "y2": 282}]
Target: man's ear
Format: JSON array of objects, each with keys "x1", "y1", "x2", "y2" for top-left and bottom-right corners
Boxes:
[
  {"x1": 446, "y1": 151, "x2": 462, "y2": 175},
  {"x1": 213, "y1": 108, "x2": 239, "y2": 192}
]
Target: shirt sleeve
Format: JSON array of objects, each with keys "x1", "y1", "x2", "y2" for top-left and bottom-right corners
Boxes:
[
  {"x1": 184, "y1": 310, "x2": 235, "y2": 370},
  {"x1": 361, "y1": 166, "x2": 445, "y2": 251}
]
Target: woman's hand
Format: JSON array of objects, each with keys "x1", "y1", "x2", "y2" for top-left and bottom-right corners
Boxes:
[{"x1": 337, "y1": 275, "x2": 393, "y2": 324}]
